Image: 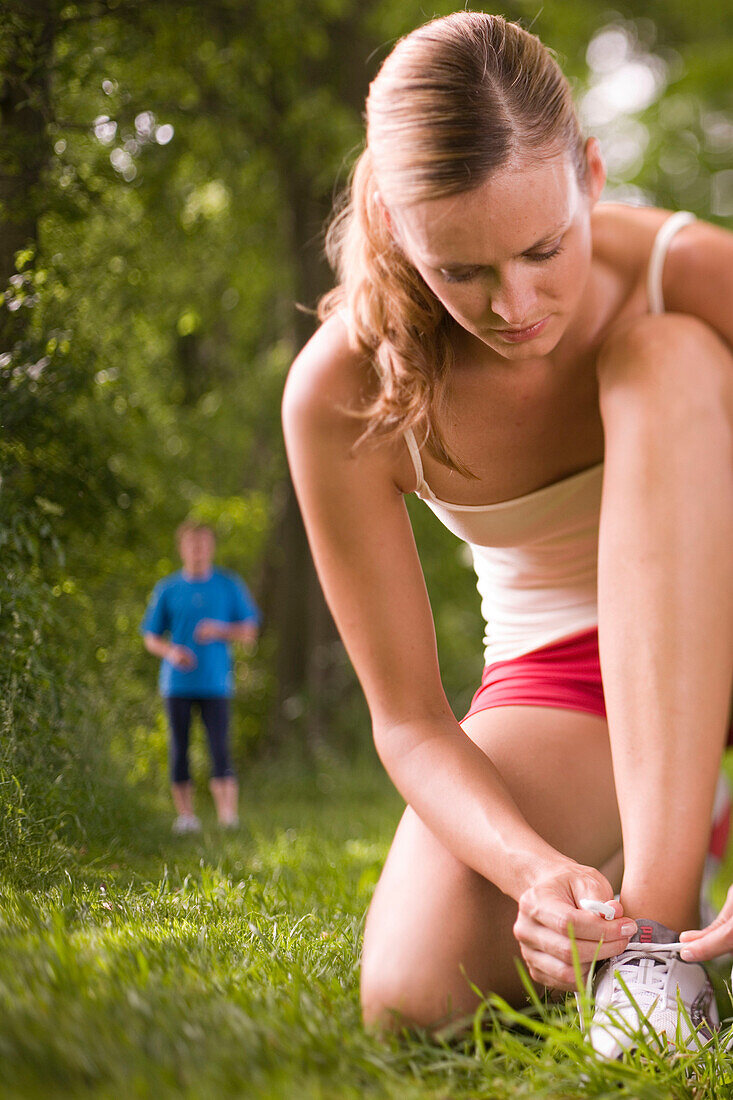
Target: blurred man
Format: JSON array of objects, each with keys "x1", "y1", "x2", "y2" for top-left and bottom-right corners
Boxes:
[{"x1": 142, "y1": 521, "x2": 261, "y2": 834}]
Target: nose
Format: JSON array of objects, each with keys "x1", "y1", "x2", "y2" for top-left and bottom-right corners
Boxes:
[{"x1": 490, "y1": 269, "x2": 539, "y2": 326}]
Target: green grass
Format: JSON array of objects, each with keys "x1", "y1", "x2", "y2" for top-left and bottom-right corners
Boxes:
[{"x1": 1, "y1": 747, "x2": 733, "y2": 1099}]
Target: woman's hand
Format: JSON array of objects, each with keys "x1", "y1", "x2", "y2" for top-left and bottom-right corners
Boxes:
[
  {"x1": 680, "y1": 885, "x2": 733, "y2": 962},
  {"x1": 514, "y1": 863, "x2": 638, "y2": 990}
]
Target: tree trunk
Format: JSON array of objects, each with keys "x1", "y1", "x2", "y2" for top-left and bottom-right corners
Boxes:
[
  {"x1": 266, "y1": 14, "x2": 378, "y2": 746},
  {"x1": 268, "y1": 176, "x2": 341, "y2": 746}
]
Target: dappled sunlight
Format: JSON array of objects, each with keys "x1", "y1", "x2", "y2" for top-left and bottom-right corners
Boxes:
[
  {"x1": 581, "y1": 20, "x2": 668, "y2": 203},
  {"x1": 93, "y1": 102, "x2": 174, "y2": 181},
  {"x1": 579, "y1": 16, "x2": 732, "y2": 212}
]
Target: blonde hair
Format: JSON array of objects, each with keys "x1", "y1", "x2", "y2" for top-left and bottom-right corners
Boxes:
[{"x1": 319, "y1": 11, "x2": 585, "y2": 473}]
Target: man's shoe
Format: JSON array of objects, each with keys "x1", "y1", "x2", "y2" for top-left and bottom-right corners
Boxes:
[
  {"x1": 586, "y1": 918, "x2": 719, "y2": 1060},
  {"x1": 172, "y1": 813, "x2": 202, "y2": 835}
]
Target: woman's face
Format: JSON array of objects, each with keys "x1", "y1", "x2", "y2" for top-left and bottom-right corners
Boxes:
[{"x1": 388, "y1": 142, "x2": 605, "y2": 360}]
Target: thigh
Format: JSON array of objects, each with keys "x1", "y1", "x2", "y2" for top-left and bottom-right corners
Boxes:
[
  {"x1": 199, "y1": 697, "x2": 233, "y2": 775},
  {"x1": 165, "y1": 697, "x2": 193, "y2": 780},
  {"x1": 165, "y1": 696, "x2": 193, "y2": 743},
  {"x1": 361, "y1": 706, "x2": 620, "y2": 1028}
]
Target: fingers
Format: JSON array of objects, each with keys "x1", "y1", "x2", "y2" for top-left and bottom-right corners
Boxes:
[
  {"x1": 520, "y1": 895, "x2": 635, "y2": 944},
  {"x1": 680, "y1": 923, "x2": 733, "y2": 962},
  {"x1": 519, "y1": 932, "x2": 626, "y2": 990},
  {"x1": 521, "y1": 946, "x2": 590, "y2": 991},
  {"x1": 680, "y1": 917, "x2": 725, "y2": 943},
  {"x1": 519, "y1": 924, "x2": 637, "y2": 991},
  {"x1": 579, "y1": 897, "x2": 623, "y2": 922},
  {"x1": 515, "y1": 866, "x2": 637, "y2": 991},
  {"x1": 515, "y1": 911, "x2": 633, "y2": 966},
  {"x1": 514, "y1": 913, "x2": 634, "y2": 994},
  {"x1": 515, "y1": 876, "x2": 636, "y2": 991},
  {"x1": 679, "y1": 888, "x2": 733, "y2": 960}
]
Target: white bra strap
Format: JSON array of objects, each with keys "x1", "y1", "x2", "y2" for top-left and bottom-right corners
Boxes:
[
  {"x1": 403, "y1": 427, "x2": 426, "y2": 493},
  {"x1": 647, "y1": 210, "x2": 696, "y2": 314}
]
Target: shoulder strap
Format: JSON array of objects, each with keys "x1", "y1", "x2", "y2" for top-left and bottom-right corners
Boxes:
[
  {"x1": 403, "y1": 427, "x2": 426, "y2": 494},
  {"x1": 647, "y1": 210, "x2": 696, "y2": 314}
]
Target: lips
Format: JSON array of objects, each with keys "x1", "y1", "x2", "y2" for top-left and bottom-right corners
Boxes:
[{"x1": 492, "y1": 316, "x2": 551, "y2": 343}]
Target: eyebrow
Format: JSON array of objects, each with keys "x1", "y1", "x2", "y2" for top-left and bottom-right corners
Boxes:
[{"x1": 427, "y1": 223, "x2": 569, "y2": 271}]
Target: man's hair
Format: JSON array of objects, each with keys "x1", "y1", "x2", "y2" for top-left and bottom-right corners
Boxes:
[{"x1": 175, "y1": 520, "x2": 216, "y2": 545}]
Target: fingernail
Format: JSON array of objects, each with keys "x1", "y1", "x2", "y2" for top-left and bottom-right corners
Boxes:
[
  {"x1": 680, "y1": 948, "x2": 694, "y2": 961},
  {"x1": 621, "y1": 922, "x2": 637, "y2": 936}
]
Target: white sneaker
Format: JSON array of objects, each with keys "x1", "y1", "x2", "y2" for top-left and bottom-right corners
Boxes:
[
  {"x1": 586, "y1": 918, "x2": 719, "y2": 1060},
  {"x1": 172, "y1": 813, "x2": 202, "y2": 835}
]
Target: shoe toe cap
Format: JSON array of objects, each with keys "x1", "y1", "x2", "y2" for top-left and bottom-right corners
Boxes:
[{"x1": 588, "y1": 1024, "x2": 626, "y2": 1061}]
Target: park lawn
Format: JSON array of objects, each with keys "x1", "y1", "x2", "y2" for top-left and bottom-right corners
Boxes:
[{"x1": 1, "y1": 747, "x2": 733, "y2": 1099}]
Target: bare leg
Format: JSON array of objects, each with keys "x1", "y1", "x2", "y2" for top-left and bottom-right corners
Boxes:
[
  {"x1": 210, "y1": 776, "x2": 239, "y2": 825},
  {"x1": 172, "y1": 781, "x2": 195, "y2": 816},
  {"x1": 597, "y1": 315, "x2": 733, "y2": 930},
  {"x1": 361, "y1": 706, "x2": 620, "y2": 1030}
]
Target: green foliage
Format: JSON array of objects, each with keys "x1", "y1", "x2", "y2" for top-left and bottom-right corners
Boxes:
[
  {"x1": 187, "y1": 491, "x2": 269, "y2": 575},
  {"x1": 1, "y1": 0, "x2": 732, "y2": 879},
  {"x1": 0, "y1": 493, "x2": 148, "y2": 885}
]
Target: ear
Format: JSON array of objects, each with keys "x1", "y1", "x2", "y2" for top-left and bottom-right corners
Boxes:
[
  {"x1": 584, "y1": 137, "x2": 606, "y2": 204},
  {"x1": 373, "y1": 189, "x2": 396, "y2": 236}
]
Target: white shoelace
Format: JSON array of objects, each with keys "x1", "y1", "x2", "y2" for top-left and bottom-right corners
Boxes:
[
  {"x1": 608, "y1": 944, "x2": 682, "y2": 1000},
  {"x1": 613, "y1": 941, "x2": 685, "y2": 955}
]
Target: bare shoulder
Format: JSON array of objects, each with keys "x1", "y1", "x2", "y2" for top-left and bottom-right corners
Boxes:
[
  {"x1": 282, "y1": 312, "x2": 414, "y2": 492},
  {"x1": 591, "y1": 202, "x2": 671, "y2": 282},
  {"x1": 282, "y1": 312, "x2": 373, "y2": 438},
  {"x1": 592, "y1": 203, "x2": 733, "y2": 346},
  {"x1": 659, "y1": 216, "x2": 733, "y2": 316},
  {"x1": 591, "y1": 203, "x2": 731, "y2": 301}
]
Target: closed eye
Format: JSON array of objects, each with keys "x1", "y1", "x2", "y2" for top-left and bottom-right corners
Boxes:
[
  {"x1": 527, "y1": 246, "x2": 564, "y2": 263},
  {"x1": 439, "y1": 245, "x2": 564, "y2": 283},
  {"x1": 439, "y1": 268, "x2": 481, "y2": 284}
]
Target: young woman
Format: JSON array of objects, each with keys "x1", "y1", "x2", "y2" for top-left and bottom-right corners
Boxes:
[{"x1": 282, "y1": 12, "x2": 733, "y2": 1055}]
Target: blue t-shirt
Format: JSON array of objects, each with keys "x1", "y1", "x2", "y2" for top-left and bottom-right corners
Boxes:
[{"x1": 141, "y1": 568, "x2": 261, "y2": 698}]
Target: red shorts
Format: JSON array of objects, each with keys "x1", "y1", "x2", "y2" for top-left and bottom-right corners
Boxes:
[{"x1": 463, "y1": 626, "x2": 733, "y2": 747}]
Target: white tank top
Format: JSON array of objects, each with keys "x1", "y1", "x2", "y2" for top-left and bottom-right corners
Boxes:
[{"x1": 405, "y1": 210, "x2": 696, "y2": 665}]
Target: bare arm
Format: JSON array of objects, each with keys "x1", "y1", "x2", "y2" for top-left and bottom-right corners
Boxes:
[
  {"x1": 143, "y1": 631, "x2": 196, "y2": 669},
  {"x1": 282, "y1": 321, "x2": 641, "y2": 987},
  {"x1": 283, "y1": 321, "x2": 581, "y2": 901},
  {"x1": 226, "y1": 621, "x2": 258, "y2": 644},
  {"x1": 143, "y1": 631, "x2": 174, "y2": 661},
  {"x1": 194, "y1": 620, "x2": 259, "y2": 645}
]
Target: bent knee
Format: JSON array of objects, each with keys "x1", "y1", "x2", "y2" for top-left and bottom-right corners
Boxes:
[
  {"x1": 360, "y1": 955, "x2": 530, "y2": 1035},
  {"x1": 598, "y1": 313, "x2": 733, "y2": 385},
  {"x1": 360, "y1": 968, "x2": 479, "y2": 1035},
  {"x1": 598, "y1": 314, "x2": 733, "y2": 424}
]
